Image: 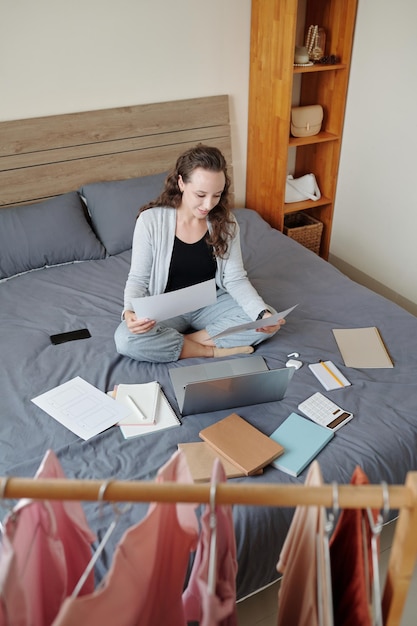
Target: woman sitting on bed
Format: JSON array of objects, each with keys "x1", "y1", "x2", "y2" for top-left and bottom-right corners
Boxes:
[{"x1": 114, "y1": 144, "x2": 284, "y2": 363}]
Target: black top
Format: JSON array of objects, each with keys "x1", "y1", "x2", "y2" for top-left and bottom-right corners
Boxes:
[{"x1": 165, "y1": 232, "x2": 216, "y2": 293}]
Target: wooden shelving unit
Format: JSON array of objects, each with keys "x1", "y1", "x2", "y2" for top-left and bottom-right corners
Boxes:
[{"x1": 246, "y1": 0, "x2": 358, "y2": 258}]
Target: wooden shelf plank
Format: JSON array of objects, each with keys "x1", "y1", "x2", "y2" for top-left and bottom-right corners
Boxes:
[
  {"x1": 293, "y1": 63, "x2": 347, "y2": 74},
  {"x1": 289, "y1": 132, "x2": 339, "y2": 147},
  {"x1": 284, "y1": 196, "x2": 331, "y2": 214}
]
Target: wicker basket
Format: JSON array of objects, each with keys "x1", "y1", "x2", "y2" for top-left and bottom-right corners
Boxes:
[{"x1": 283, "y1": 212, "x2": 323, "y2": 255}]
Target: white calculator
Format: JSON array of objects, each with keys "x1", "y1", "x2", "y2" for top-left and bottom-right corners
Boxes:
[{"x1": 298, "y1": 392, "x2": 353, "y2": 431}]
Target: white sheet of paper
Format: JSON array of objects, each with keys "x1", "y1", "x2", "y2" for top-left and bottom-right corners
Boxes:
[
  {"x1": 132, "y1": 278, "x2": 216, "y2": 322},
  {"x1": 32, "y1": 376, "x2": 130, "y2": 441},
  {"x1": 210, "y1": 304, "x2": 299, "y2": 340}
]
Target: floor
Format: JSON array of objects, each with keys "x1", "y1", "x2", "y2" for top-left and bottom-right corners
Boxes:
[{"x1": 236, "y1": 519, "x2": 417, "y2": 625}]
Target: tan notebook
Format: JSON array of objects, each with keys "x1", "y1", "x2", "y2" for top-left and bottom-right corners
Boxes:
[
  {"x1": 199, "y1": 412, "x2": 284, "y2": 476},
  {"x1": 332, "y1": 327, "x2": 393, "y2": 368},
  {"x1": 178, "y1": 442, "x2": 263, "y2": 482}
]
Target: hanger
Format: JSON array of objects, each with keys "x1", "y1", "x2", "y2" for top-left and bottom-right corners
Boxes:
[
  {"x1": 317, "y1": 481, "x2": 338, "y2": 626},
  {"x1": 71, "y1": 479, "x2": 130, "y2": 598},
  {"x1": 0, "y1": 475, "x2": 56, "y2": 538},
  {"x1": 366, "y1": 481, "x2": 390, "y2": 626},
  {"x1": 207, "y1": 474, "x2": 218, "y2": 596}
]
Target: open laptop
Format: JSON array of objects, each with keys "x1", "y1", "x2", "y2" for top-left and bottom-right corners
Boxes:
[{"x1": 169, "y1": 356, "x2": 294, "y2": 416}]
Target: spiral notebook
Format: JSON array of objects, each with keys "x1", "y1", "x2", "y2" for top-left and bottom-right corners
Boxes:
[
  {"x1": 308, "y1": 360, "x2": 351, "y2": 390},
  {"x1": 114, "y1": 382, "x2": 181, "y2": 439}
]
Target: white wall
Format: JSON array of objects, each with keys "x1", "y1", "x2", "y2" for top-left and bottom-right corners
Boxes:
[
  {"x1": 1, "y1": 0, "x2": 416, "y2": 309},
  {"x1": 331, "y1": 0, "x2": 417, "y2": 308},
  {"x1": 0, "y1": 0, "x2": 251, "y2": 205}
]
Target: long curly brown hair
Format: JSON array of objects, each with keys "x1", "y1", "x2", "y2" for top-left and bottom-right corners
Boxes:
[{"x1": 139, "y1": 144, "x2": 235, "y2": 257}]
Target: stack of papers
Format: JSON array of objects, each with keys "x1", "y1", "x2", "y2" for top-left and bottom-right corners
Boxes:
[{"x1": 32, "y1": 377, "x2": 181, "y2": 441}]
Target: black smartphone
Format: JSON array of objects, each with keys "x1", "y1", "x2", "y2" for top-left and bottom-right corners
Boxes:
[{"x1": 50, "y1": 328, "x2": 91, "y2": 345}]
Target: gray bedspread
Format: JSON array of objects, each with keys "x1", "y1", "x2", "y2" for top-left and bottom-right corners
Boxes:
[{"x1": 1, "y1": 208, "x2": 417, "y2": 599}]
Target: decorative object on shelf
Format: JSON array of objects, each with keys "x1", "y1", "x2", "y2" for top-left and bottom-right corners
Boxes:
[
  {"x1": 285, "y1": 174, "x2": 321, "y2": 203},
  {"x1": 318, "y1": 54, "x2": 340, "y2": 65},
  {"x1": 294, "y1": 45, "x2": 310, "y2": 64},
  {"x1": 283, "y1": 212, "x2": 323, "y2": 255},
  {"x1": 290, "y1": 105, "x2": 323, "y2": 138},
  {"x1": 305, "y1": 25, "x2": 326, "y2": 61},
  {"x1": 305, "y1": 25, "x2": 318, "y2": 58}
]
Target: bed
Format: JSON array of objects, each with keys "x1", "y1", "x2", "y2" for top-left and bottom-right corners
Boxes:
[{"x1": 1, "y1": 95, "x2": 417, "y2": 602}]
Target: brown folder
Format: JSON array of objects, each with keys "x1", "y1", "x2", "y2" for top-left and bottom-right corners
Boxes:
[
  {"x1": 199, "y1": 412, "x2": 284, "y2": 476},
  {"x1": 332, "y1": 327, "x2": 393, "y2": 368},
  {"x1": 178, "y1": 442, "x2": 263, "y2": 482}
]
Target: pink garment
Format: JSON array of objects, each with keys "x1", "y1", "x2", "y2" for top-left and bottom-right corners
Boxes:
[
  {"x1": 5, "y1": 502, "x2": 68, "y2": 626},
  {"x1": 329, "y1": 466, "x2": 377, "y2": 626},
  {"x1": 53, "y1": 449, "x2": 199, "y2": 626},
  {"x1": 34, "y1": 450, "x2": 97, "y2": 596},
  {"x1": 0, "y1": 533, "x2": 27, "y2": 626},
  {"x1": 276, "y1": 461, "x2": 332, "y2": 626},
  {"x1": 0, "y1": 450, "x2": 96, "y2": 626},
  {"x1": 183, "y1": 458, "x2": 238, "y2": 626}
]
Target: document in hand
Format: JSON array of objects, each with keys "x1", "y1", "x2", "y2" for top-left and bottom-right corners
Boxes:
[
  {"x1": 209, "y1": 304, "x2": 298, "y2": 340},
  {"x1": 199, "y1": 412, "x2": 284, "y2": 475},
  {"x1": 132, "y1": 278, "x2": 216, "y2": 322}
]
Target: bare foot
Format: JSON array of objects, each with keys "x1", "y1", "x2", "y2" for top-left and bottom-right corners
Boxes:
[{"x1": 212, "y1": 346, "x2": 254, "y2": 358}]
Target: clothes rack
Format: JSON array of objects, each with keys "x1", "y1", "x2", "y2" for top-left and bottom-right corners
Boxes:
[{"x1": 2, "y1": 472, "x2": 417, "y2": 626}]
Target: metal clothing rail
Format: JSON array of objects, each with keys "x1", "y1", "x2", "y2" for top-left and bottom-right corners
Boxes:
[{"x1": 2, "y1": 472, "x2": 417, "y2": 626}]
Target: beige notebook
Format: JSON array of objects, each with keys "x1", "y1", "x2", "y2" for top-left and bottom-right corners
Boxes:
[
  {"x1": 332, "y1": 327, "x2": 393, "y2": 368},
  {"x1": 199, "y1": 412, "x2": 284, "y2": 476},
  {"x1": 178, "y1": 442, "x2": 263, "y2": 482}
]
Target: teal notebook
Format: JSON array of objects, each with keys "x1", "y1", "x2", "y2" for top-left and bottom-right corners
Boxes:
[{"x1": 270, "y1": 412, "x2": 334, "y2": 477}]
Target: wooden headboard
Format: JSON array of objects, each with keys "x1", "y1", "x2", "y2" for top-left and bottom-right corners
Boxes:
[{"x1": 0, "y1": 95, "x2": 232, "y2": 208}]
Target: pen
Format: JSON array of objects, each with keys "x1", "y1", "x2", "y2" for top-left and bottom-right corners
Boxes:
[
  {"x1": 126, "y1": 395, "x2": 154, "y2": 423},
  {"x1": 319, "y1": 360, "x2": 344, "y2": 388}
]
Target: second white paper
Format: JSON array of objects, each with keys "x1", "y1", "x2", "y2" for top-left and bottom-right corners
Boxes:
[{"x1": 210, "y1": 304, "x2": 299, "y2": 340}]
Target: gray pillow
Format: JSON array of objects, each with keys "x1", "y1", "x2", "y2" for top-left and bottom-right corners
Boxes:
[
  {"x1": 0, "y1": 192, "x2": 106, "y2": 279},
  {"x1": 80, "y1": 172, "x2": 167, "y2": 255}
]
